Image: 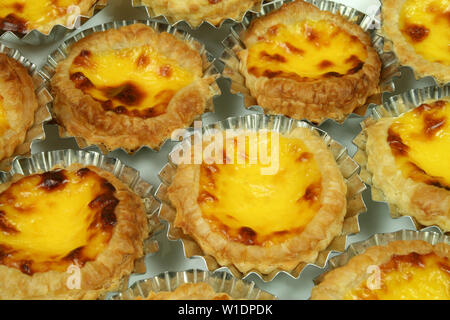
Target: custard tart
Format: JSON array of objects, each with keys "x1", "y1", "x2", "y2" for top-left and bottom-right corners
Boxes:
[
  {"x1": 144, "y1": 0, "x2": 261, "y2": 27},
  {"x1": 0, "y1": 164, "x2": 149, "y2": 299},
  {"x1": 363, "y1": 98, "x2": 450, "y2": 231},
  {"x1": 0, "y1": 53, "x2": 39, "y2": 162},
  {"x1": 311, "y1": 240, "x2": 450, "y2": 300},
  {"x1": 382, "y1": 0, "x2": 450, "y2": 83},
  {"x1": 51, "y1": 23, "x2": 216, "y2": 152},
  {"x1": 166, "y1": 127, "x2": 347, "y2": 275},
  {"x1": 234, "y1": 0, "x2": 381, "y2": 123},
  {"x1": 0, "y1": 0, "x2": 97, "y2": 34}
]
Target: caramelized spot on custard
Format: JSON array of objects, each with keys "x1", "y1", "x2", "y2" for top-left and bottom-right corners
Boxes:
[
  {"x1": 282, "y1": 42, "x2": 304, "y2": 55},
  {"x1": 297, "y1": 152, "x2": 313, "y2": 162},
  {"x1": 305, "y1": 26, "x2": 319, "y2": 42},
  {"x1": 208, "y1": 0, "x2": 221, "y2": 4},
  {"x1": 197, "y1": 191, "x2": 218, "y2": 204},
  {"x1": 70, "y1": 72, "x2": 94, "y2": 90},
  {"x1": 19, "y1": 260, "x2": 32, "y2": 275},
  {"x1": 0, "y1": 13, "x2": 27, "y2": 33},
  {"x1": 299, "y1": 182, "x2": 322, "y2": 203},
  {"x1": 423, "y1": 113, "x2": 445, "y2": 137},
  {"x1": 237, "y1": 227, "x2": 257, "y2": 246},
  {"x1": 387, "y1": 127, "x2": 410, "y2": 156},
  {"x1": 137, "y1": 53, "x2": 150, "y2": 68},
  {"x1": 318, "y1": 60, "x2": 334, "y2": 69},
  {"x1": 381, "y1": 252, "x2": 425, "y2": 273},
  {"x1": 259, "y1": 51, "x2": 287, "y2": 63},
  {"x1": 73, "y1": 49, "x2": 92, "y2": 68},
  {"x1": 267, "y1": 25, "x2": 279, "y2": 36},
  {"x1": 38, "y1": 170, "x2": 68, "y2": 192},
  {"x1": 404, "y1": 24, "x2": 430, "y2": 42},
  {"x1": 159, "y1": 65, "x2": 172, "y2": 77}
]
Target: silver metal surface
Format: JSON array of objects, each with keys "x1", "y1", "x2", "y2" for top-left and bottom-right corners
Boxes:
[{"x1": 0, "y1": 0, "x2": 444, "y2": 300}]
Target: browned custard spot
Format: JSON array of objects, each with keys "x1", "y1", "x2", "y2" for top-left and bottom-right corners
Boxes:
[
  {"x1": 404, "y1": 24, "x2": 430, "y2": 42},
  {"x1": 0, "y1": 167, "x2": 119, "y2": 275}
]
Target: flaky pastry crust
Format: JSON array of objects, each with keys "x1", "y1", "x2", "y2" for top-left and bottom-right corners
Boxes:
[
  {"x1": 0, "y1": 53, "x2": 38, "y2": 161},
  {"x1": 364, "y1": 115, "x2": 450, "y2": 232},
  {"x1": 51, "y1": 23, "x2": 216, "y2": 152},
  {"x1": 143, "y1": 0, "x2": 261, "y2": 27},
  {"x1": 310, "y1": 240, "x2": 449, "y2": 300},
  {"x1": 166, "y1": 127, "x2": 347, "y2": 275},
  {"x1": 144, "y1": 282, "x2": 233, "y2": 300},
  {"x1": 382, "y1": 0, "x2": 450, "y2": 84},
  {"x1": 0, "y1": 164, "x2": 149, "y2": 300},
  {"x1": 236, "y1": 0, "x2": 381, "y2": 123}
]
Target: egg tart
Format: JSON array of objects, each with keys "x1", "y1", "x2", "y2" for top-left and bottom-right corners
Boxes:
[
  {"x1": 382, "y1": 0, "x2": 450, "y2": 83},
  {"x1": 233, "y1": 0, "x2": 381, "y2": 123},
  {"x1": 0, "y1": 0, "x2": 97, "y2": 35},
  {"x1": 166, "y1": 127, "x2": 348, "y2": 275},
  {"x1": 143, "y1": 0, "x2": 261, "y2": 27},
  {"x1": 311, "y1": 240, "x2": 450, "y2": 300},
  {"x1": 0, "y1": 164, "x2": 149, "y2": 299},
  {"x1": 362, "y1": 98, "x2": 450, "y2": 231},
  {"x1": 51, "y1": 23, "x2": 217, "y2": 152},
  {"x1": 0, "y1": 53, "x2": 39, "y2": 162}
]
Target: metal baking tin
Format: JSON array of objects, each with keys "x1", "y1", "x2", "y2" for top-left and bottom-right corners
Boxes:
[
  {"x1": 313, "y1": 229, "x2": 450, "y2": 286},
  {"x1": 0, "y1": 1, "x2": 107, "y2": 45},
  {"x1": 353, "y1": 84, "x2": 449, "y2": 232},
  {"x1": 0, "y1": 44, "x2": 52, "y2": 171},
  {"x1": 110, "y1": 269, "x2": 277, "y2": 300},
  {"x1": 129, "y1": 0, "x2": 264, "y2": 29},
  {"x1": 38, "y1": 19, "x2": 221, "y2": 154},
  {"x1": 0, "y1": 149, "x2": 162, "y2": 291},
  {"x1": 155, "y1": 113, "x2": 367, "y2": 282},
  {"x1": 219, "y1": 0, "x2": 400, "y2": 125}
]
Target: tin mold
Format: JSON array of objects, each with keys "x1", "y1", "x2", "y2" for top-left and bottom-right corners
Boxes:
[
  {"x1": 0, "y1": 1, "x2": 107, "y2": 45},
  {"x1": 0, "y1": 44, "x2": 52, "y2": 171},
  {"x1": 129, "y1": 0, "x2": 264, "y2": 29},
  {"x1": 313, "y1": 229, "x2": 450, "y2": 286},
  {"x1": 154, "y1": 113, "x2": 367, "y2": 282},
  {"x1": 0, "y1": 149, "x2": 162, "y2": 292},
  {"x1": 38, "y1": 19, "x2": 221, "y2": 155},
  {"x1": 219, "y1": 0, "x2": 400, "y2": 125},
  {"x1": 353, "y1": 84, "x2": 450, "y2": 232},
  {"x1": 110, "y1": 269, "x2": 277, "y2": 300}
]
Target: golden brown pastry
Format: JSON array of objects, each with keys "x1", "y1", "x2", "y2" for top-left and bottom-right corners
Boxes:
[
  {"x1": 0, "y1": 164, "x2": 149, "y2": 299},
  {"x1": 51, "y1": 23, "x2": 216, "y2": 152},
  {"x1": 382, "y1": 0, "x2": 450, "y2": 83},
  {"x1": 363, "y1": 98, "x2": 450, "y2": 231},
  {"x1": 311, "y1": 240, "x2": 449, "y2": 300},
  {"x1": 144, "y1": 0, "x2": 261, "y2": 27},
  {"x1": 0, "y1": 0, "x2": 97, "y2": 34},
  {"x1": 166, "y1": 127, "x2": 347, "y2": 275},
  {"x1": 233, "y1": 0, "x2": 381, "y2": 123},
  {"x1": 0, "y1": 53, "x2": 38, "y2": 161},
  {"x1": 141, "y1": 282, "x2": 233, "y2": 300}
]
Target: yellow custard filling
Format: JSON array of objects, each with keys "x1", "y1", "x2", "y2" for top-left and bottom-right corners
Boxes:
[
  {"x1": 69, "y1": 45, "x2": 197, "y2": 118},
  {"x1": 0, "y1": 96, "x2": 10, "y2": 136},
  {"x1": 387, "y1": 99, "x2": 450, "y2": 189},
  {"x1": 246, "y1": 20, "x2": 368, "y2": 81},
  {"x1": 198, "y1": 131, "x2": 322, "y2": 246},
  {"x1": 345, "y1": 252, "x2": 450, "y2": 300},
  {"x1": 399, "y1": 0, "x2": 450, "y2": 66},
  {"x1": 0, "y1": 167, "x2": 117, "y2": 274},
  {"x1": 0, "y1": 0, "x2": 84, "y2": 33}
]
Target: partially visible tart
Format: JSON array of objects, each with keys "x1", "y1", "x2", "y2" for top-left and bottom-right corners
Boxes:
[
  {"x1": 0, "y1": 0, "x2": 97, "y2": 34},
  {"x1": 144, "y1": 0, "x2": 261, "y2": 27},
  {"x1": 235, "y1": 0, "x2": 381, "y2": 123},
  {"x1": 141, "y1": 283, "x2": 233, "y2": 300},
  {"x1": 311, "y1": 240, "x2": 450, "y2": 300},
  {"x1": 382, "y1": 0, "x2": 450, "y2": 83},
  {"x1": 51, "y1": 23, "x2": 216, "y2": 152},
  {"x1": 364, "y1": 98, "x2": 450, "y2": 231},
  {"x1": 166, "y1": 127, "x2": 347, "y2": 275},
  {"x1": 0, "y1": 164, "x2": 149, "y2": 299},
  {"x1": 0, "y1": 53, "x2": 38, "y2": 161}
]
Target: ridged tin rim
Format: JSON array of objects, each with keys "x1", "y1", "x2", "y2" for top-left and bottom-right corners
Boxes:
[
  {"x1": 38, "y1": 19, "x2": 221, "y2": 155},
  {"x1": 110, "y1": 269, "x2": 277, "y2": 300},
  {"x1": 0, "y1": 44, "x2": 52, "y2": 171},
  {"x1": 353, "y1": 84, "x2": 450, "y2": 233},
  {"x1": 219, "y1": 0, "x2": 399, "y2": 125},
  {"x1": 155, "y1": 113, "x2": 367, "y2": 282}
]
